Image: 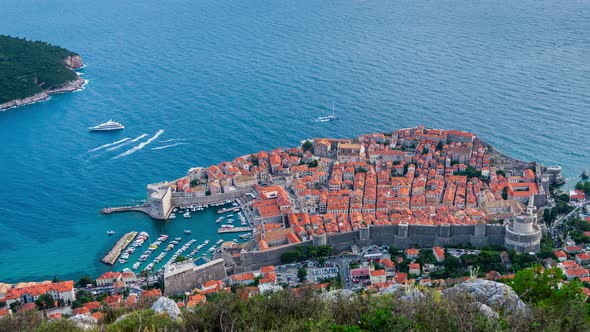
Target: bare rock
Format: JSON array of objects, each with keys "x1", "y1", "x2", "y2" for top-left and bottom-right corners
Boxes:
[
  {"x1": 443, "y1": 280, "x2": 526, "y2": 314},
  {"x1": 64, "y1": 55, "x2": 84, "y2": 69},
  {"x1": 151, "y1": 296, "x2": 181, "y2": 320},
  {"x1": 380, "y1": 284, "x2": 425, "y2": 301},
  {"x1": 68, "y1": 314, "x2": 97, "y2": 330},
  {"x1": 474, "y1": 302, "x2": 500, "y2": 319},
  {"x1": 320, "y1": 289, "x2": 357, "y2": 302}
]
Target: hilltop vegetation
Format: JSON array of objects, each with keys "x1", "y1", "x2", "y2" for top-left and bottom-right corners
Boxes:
[
  {"x1": 0, "y1": 35, "x2": 80, "y2": 104},
  {"x1": 2, "y1": 266, "x2": 590, "y2": 332}
]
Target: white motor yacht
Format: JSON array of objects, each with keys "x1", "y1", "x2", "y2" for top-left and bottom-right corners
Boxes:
[{"x1": 88, "y1": 120, "x2": 124, "y2": 131}]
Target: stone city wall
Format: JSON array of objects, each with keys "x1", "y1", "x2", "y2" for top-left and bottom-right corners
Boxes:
[{"x1": 234, "y1": 223, "x2": 508, "y2": 271}]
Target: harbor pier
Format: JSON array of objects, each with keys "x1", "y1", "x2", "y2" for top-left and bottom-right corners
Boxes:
[
  {"x1": 101, "y1": 231, "x2": 137, "y2": 265},
  {"x1": 218, "y1": 227, "x2": 253, "y2": 234}
]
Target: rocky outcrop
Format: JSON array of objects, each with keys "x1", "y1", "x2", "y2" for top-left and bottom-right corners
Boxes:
[
  {"x1": 0, "y1": 92, "x2": 49, "y2": 111},
  {"x1": 151, "y1": 296, "x2": 181, "y2": 320},
  {"x1": 0, "y1": 55, "x2": 85, "y2": 111},
  {"x1": 47, "y1": 76, "x2": 86, "y2": 94},
  {"x1": 64, "y1": 55, "x2": 83, "y2": 70},
  {"x1": 0, "y1": 75, "x2": 85, "y2": 111},
  {"x1": 115, "y1": 314, "x2": 129, "y2": 323},
  {"x1": 68, "y1": 314, "x2": 97, "y2": 330},
  {"x1": 474, "y1": 302, "x2": 500, "y2": 319},
  {"x1": 320, "y1": 289, "x2": 357, "y2": 302},
  {"x1": 442, "y1": 280, "x2": 526, "y2": 314},
  {"x1": 380, "y1": 284, "x2": 425, "y2": 301}
]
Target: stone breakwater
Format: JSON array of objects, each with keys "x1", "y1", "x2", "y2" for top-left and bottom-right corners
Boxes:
[
  {"x1": 101, "y1": 231, "x2": 137, "y2": 265},
  {"x1": 0, "y1": 55, "x2": 86, "y2": 111}
]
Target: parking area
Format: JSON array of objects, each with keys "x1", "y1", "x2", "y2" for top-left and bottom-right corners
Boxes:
[
  {"x1": 276, "y1": 263, "x2": 305, "y2": 286},
  {"x1": 307, "y1": 261, "x2": 339, "y2": 283}
]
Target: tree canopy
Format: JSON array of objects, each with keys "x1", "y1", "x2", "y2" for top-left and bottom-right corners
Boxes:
[{"x1": 0, "y1": 35, "x2": 79, "y2": 104}]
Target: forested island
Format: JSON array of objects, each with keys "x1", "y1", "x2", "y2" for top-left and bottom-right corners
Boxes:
[{"x1": 0, "y1": 35, "x2": 84, "y2": 111}]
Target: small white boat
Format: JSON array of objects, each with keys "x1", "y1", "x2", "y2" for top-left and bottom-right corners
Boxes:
[
  {"x1": 183, "y1": 211, "x2": 191, "y2": 218},
  {"x1": 184, "y1": 230, "x2": 192, "y2": 235},
  {"x1": 107, "y1": 230, "x2": 115, "y2": 235},
  {"x1": 169, "y1": 213, "x2": 176, "y2": 219}
]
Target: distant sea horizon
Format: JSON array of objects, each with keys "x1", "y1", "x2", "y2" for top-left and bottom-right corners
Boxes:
[{"x1": 0, "y1": 0, "x2": 588, "y2": 283}]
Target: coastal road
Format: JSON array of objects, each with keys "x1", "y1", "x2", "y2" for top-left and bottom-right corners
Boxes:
[{"x1": 550, "y1": 201, "x2": 589, "y2": 245}]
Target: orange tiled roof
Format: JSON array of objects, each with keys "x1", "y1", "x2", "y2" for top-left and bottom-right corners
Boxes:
[{"x1": 3, "y1": 280, "x2": 74, "y2": 301}]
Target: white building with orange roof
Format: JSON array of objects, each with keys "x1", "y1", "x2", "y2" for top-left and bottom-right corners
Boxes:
[
  {"x1": 96, "y1": 271, "x2": 122, "y2": 287},
  {"x1": 370, "y1": 269, "x2": 387, "y2": 284},
  {"x1": 2, "y1": 280, "x2": 75, "y2": 306}
]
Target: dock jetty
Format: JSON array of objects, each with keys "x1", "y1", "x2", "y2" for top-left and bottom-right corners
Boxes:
[
  {"x1": 101, "y1": 231, "x2": 137, "y2": 265},
  {"x1": 217, "y1": 227, "x2": 252, "y2": 234},
  {"x1": 101, "y1": 205, "x2": 150, "y2": 215},
  {"x1": 217, "y1": 207, "x2": 240, "y2": 214}
]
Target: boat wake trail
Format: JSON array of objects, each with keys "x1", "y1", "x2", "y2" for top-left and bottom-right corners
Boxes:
[
  {"x1": 105, "y1": 134, "x2": 147, "y2": 151},
  {"x1": 88, "y1": 138, "x2": 130, "y2": 152},
  {"x1": 159, "y1": 138, "x2": 189, "y2": 143},
  {"x1": 151, "y1": 142, "x2": 189, "y2": 150},
  {"x1": 113, "y1": 130, "x2": 164, "y2": 159}
]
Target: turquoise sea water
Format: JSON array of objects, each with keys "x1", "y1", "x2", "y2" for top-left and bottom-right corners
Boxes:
[{"x1": 0, "y1": 0, "x2": 589, "y2": 282}]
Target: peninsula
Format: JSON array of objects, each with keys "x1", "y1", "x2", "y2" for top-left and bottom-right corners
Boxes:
[
  {"x1": 0, "y1": 35, "x2": 85, "y2": 111},
  {"x1": 106, "y1": 126, "x2": 567, "y2": 282},
  {"x1": 3, "y1": 127, "x2": 590, "y2": 331}
]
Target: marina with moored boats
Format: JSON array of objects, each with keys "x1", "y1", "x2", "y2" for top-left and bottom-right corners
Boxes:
[{"x1": 101, "y1": 198, "x2": 254, "y2": 274}]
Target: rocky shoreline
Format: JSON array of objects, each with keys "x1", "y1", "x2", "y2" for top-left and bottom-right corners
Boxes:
[{"x1": 0, "y1": 55, "x2": 86, "y2": 111}]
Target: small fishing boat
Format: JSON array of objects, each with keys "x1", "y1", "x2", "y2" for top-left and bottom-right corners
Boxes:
[
  {"x1": 107, "y1": 230, "x2": 115, "y2": 235},
  {"x1": 184, "y1": 229, "x2": 192, "y2": 235}
]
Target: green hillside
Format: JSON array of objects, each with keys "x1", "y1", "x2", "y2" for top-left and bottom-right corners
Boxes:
[{"x1": 0, "y1": 35, "x2": 79, "y2": 104}]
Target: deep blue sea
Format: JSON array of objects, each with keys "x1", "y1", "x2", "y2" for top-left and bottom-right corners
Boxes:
[{"x1": 0, "y1": 0, "x2": 588, "y2": 282}]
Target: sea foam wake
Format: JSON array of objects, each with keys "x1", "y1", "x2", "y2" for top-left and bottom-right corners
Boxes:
[
  {"x1": 159, "y1": 138, "x2": 189, "y2": 143},
  {"x1": 88, "y1": 137, "x2": 130, "y2": 152},
  {"x1": 113, "y1": 130, "x2": 164, "y2": 159},
  {"x1": 151, "y1": 142, "x2": 189, "y2": 150},
  {"x1": 105, "y1": 133, "x2": 147, "y2": 151}
]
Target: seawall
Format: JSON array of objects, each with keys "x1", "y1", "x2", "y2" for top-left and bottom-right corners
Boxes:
[{"x1": 101, "y1": 231, "x2": 137, "y2": 265}]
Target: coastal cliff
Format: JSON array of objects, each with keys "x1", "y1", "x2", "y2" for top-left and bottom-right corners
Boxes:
[
  {"x1": 64, "y1": 54, "x2": 84, "y2": 70},
  {"x1": 0, "y1": 75, "x2": 86, "y2": 111},
  {"x1": 0, "y1": 35, "x2": 86, "y2": 111}
]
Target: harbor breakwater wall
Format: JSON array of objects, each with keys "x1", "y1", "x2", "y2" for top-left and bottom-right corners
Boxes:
[
  {"x1": 170, "y1": 188, "x2": 257, "y2": 208},
  {"x1": 232, "y1": 223, "x2": 506, "y2": 272}
]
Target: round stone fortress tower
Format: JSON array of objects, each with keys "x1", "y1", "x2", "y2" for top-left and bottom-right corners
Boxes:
[{"x1": 504, "y1": 200, "x2": 542, "y2": 253}]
